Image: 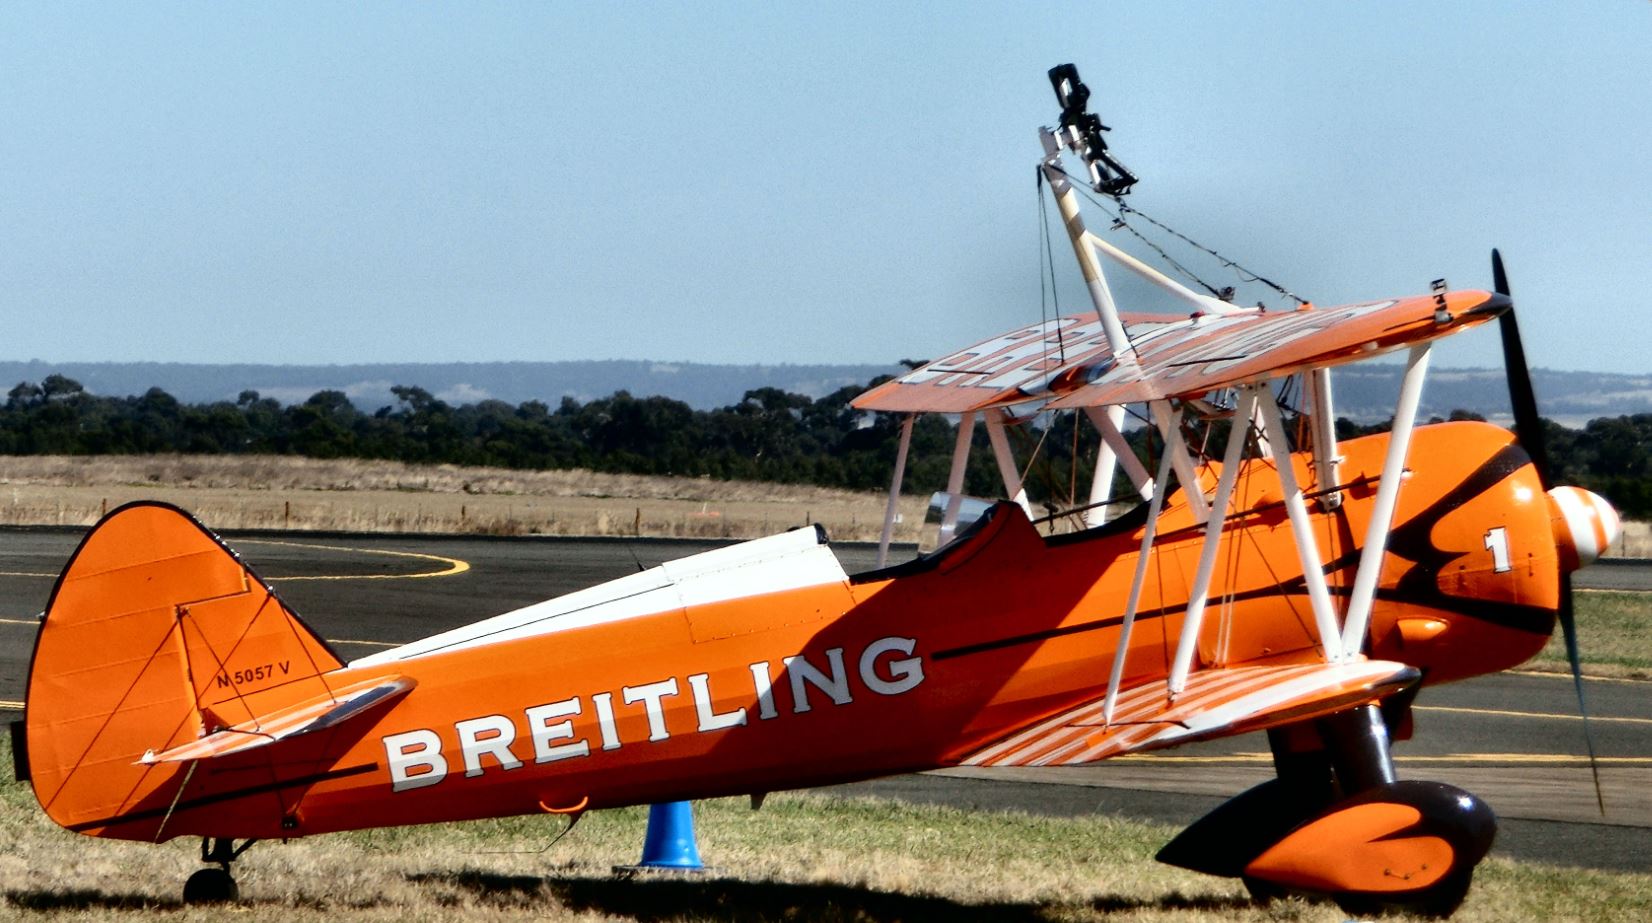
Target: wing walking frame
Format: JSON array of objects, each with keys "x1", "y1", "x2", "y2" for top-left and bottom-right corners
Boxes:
[{"x1": 857, "y1": 101, "x2": 1494, "y2": 720}]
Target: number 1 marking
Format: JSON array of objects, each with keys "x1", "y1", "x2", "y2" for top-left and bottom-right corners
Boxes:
[{"x1": 1484, "y1": 527, "x2": 1512, "y2": 573}]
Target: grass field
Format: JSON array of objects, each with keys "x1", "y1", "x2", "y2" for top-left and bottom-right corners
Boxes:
[
  {"x1": 0, "y1": 455, "x2": 931, "y2": 544},
  {"x1": 4, "y1": 740, "x2": 1651, "y2": 922},
  {"x1": 0, "y1": 457, "x2": 1648, "y2": 918},
  {"x1": 1530, "y1": 591, "x2": 1652, "y2": 679},
  {"x1": 2, "y1": 454, "x2": 1646, "y2": 555}
]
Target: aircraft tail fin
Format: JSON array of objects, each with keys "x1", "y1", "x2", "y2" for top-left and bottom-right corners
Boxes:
[{"x1": 23, "y1": 502, "x2": 345, "y2": 839}]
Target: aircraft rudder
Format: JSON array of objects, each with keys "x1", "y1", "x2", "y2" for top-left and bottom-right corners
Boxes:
[{"x1": 24, "y1": 501, "x2": 343, "y2": 839}]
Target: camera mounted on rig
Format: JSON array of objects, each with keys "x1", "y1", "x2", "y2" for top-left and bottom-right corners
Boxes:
[{"x1": 1048, "y1": 63, "x2": 1138, "y2": 197}]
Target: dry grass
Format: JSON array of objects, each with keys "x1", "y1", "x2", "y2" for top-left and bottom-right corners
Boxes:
[
  {"x1": 4, "y1": 458, "x2": 1649, "y2": 918},
  {"x1": 0, "y1": 455, "x2": 929, "y2": 544},
  {"x1": 3, "y1": 755, "x2": 1650, "y2": 921},
  {"x1": 1528, "y1": 590, "x2": 1652, "y2": 680},
  {"x1": 1619, "y1": 520, "x2": 1652, "y2": 558},
  {"x1": 2, "y1": 455, "x2": 1645, "y2": 559}
]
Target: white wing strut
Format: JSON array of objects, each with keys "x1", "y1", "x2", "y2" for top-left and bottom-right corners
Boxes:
[
  {"x1": 1308, "y1": 367, "x2": 1343, "y2": 510},
  {"x1": 1150, "y1": 400, "x2": 1210, "y2": 521},
  {"x1": 1168, "y1": 385, "x2": 1260, "y2": 696},
  {"x1": 1086, "y1": 406, "x2": 1154, "y2": 505},
  {"x1": 1255, "y1": 381, "x2": 1344, "y2": 663},
  {"x1": 1102, "y1": 445, "x2": 1177, "y2": 724},
  {"x1": 938, "y1": 410, "x2": 978, "y2": 545},
  {"x1": 984, "y1": 412, "x2": 1033, "y2": 518},
  {"x1": 1083, "y1": 406, "x2": 1122, "y2": 527},
  {"x1": 1340, "y1": 344, "x2": 1432, "y2": 657},
  {"x1": 876, "y1": 413, "x2": 916, "y2": 567}
]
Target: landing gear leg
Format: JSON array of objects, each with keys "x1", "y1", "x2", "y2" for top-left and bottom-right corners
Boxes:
[
  {"x1": 182, "y1": 838, "x2": 256, "y2": 904},
  {"x1": 1174, "y1": 704, "x2": 1486, "y2": 916},
  {"x1": 1320, "y1": 703, "x2": 1396, "y2": 794},
  {"x1": 1316, "y1": 704, "x2": 1480, "y2": 918}
]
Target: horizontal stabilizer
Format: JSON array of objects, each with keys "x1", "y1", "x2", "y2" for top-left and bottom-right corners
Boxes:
[
  {"x1": 141, "y1": 675, "x2": 414, "y2": 764},
  {"x1": 962, "y1": 660, "x2": 1418, "y2": 767}
]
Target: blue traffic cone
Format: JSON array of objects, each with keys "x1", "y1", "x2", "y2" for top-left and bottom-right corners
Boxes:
[{"x1": 616, "y1": 801, "x2": 705, "y2": 873}]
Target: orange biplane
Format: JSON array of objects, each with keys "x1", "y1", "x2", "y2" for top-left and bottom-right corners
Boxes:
[{"x1": 17, "y1": 65, "x2": 1621, "y2": 915}]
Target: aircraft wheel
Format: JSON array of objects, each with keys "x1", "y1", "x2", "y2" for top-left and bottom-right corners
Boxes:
[{"x1": 182, "y1": 867, "x2": 239, "y2": 904}]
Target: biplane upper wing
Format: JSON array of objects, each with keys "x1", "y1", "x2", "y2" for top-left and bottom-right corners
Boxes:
[
  {"x1": 959, "y1": 660, "x2": 1418, "y2": 768},
  {"x1": 853, "y1": 291, "x2": 1506, "y2": 413},
  {"x1": 853, "y1": 312, "x2": 1115, "y2": 413}
]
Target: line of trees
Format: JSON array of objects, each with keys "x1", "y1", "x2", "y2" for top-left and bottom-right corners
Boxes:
[{"x1": 3, "y1": 373, "x2": 1648, "y2": 518}]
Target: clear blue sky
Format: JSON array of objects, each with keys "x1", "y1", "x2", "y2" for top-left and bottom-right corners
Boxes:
[{"x1": 2, "y1": 2, "x2": 1647, "y2": 374}]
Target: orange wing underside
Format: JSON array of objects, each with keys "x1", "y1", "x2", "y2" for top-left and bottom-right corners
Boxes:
[{"x1": 960, "y1": 660, "x2": 1419, "y2": 767}]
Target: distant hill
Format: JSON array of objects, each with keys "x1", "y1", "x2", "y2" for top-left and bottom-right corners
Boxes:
[
  {"x1": 0, "y1": 360, "x2": 900, "y2": 412},
  {"x1": 1329, "y1": 365, "x2": 1652, "y2": 426},
  {"x1": 0, "y1": 359, "x2": 1646, "y2": 424}
]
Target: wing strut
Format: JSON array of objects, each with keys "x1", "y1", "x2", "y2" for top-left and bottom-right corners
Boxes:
[
  {"x1": 1150, "y1": 400, "x2": 1210, "y2": 520},
  {"x1": 1255, "y1": 381, "x2": 1345, "y2": 663},
  {"x1": 937, "y1": 411, "x2": 978, "y2": 545},
  {"x1": 1168, "y1": 385, "x2": 1260, "y2": 696},
  {"x1": 1082, "y1": 406, "x2": 1121, "y2": 527},
  {"x1": 1084, "y1": 405, "x2": 1153, "y2": 526},
  {"x1": 1306, "y1": 368, "x2": 1343, "y2": 509},
  {"x1": 1089, "y1": 406, "x2": 1155, "y2": 496},
  {"x1": 1103, "y1": 444, "x2": 1177, "y2": 723},
  {"x1": 983, "y1": 412, "x2": 1033, "y2": 518},
  {"x1": 875, "y1": 413, "x2": 916, "y2": 567},
  {"x1": 1339, "y1": 343, "x2": 1432, "y2": 656}
]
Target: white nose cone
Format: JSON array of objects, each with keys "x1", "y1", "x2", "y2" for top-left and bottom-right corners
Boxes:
[{"x1": 1548, "y1": 486, "x2": 1622, "y2": 571}]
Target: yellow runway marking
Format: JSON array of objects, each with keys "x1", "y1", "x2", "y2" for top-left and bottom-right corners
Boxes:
[
  {"x1": 1508, "y1": 669, "x2": 1650, "y2": 686},
  {"x1": 0, "y1": 542, "x2": 471, "y2": 582},
  {"x1": 2, "y1": 615, "x2": 400, "y2": 650},
  {"x1": 0, "y1": 699, "x2": 21, "y2": 710},
  {"x1": 236, "y1": 539, "x2": 470, "y2": 581},
  {"x1": 1416, "y1": 704, "x2": 1652, "y2": 726},
  {"x1": 1114, "y1": 752, "x2": 1652, "y2": 766}
]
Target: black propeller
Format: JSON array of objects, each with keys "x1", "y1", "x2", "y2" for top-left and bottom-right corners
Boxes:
[{"x1": 1493, "y1": 249, "x2": 1604, "y2": 814}]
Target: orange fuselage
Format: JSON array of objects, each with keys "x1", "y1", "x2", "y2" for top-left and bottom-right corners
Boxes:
[{"x1": 29, "y1": 422, "x2": 1558, "y2": 842}]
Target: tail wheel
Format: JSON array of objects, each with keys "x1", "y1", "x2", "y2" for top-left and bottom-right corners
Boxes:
[{"x1": 182, "y1": 868, "x2": 238, "y2": 904}]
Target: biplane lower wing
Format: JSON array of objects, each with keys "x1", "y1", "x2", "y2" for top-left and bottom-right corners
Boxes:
[{"x1": 961, "y1": 660, "x2": 1419, "y2": 767}]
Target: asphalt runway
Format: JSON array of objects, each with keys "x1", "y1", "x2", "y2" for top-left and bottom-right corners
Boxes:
[{"x1": 1, "y1": 528, "x2": 1647, "y2": 872}]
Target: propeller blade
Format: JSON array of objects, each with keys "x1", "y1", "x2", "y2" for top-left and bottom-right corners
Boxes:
[
  {"x1": 1493, "y1": 249, "x2": 1552, "y2": 488},
  {"x1": 1496, "y1": 249, "x2": 1605, "y2": 814},
  {"x1": 1557, "y1": 577, "x2": 1606, "y2": 815}
]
